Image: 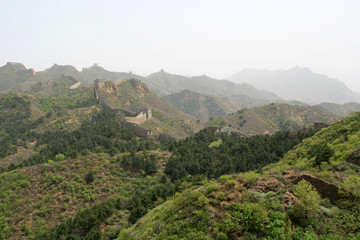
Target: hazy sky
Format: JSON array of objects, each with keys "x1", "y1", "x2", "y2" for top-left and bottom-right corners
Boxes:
[{"x1": 1, "y1": 0, "x2": 360, "y2": 91}]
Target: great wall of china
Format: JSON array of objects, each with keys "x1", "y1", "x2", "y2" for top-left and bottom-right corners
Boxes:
[
  {"x1": 94, "y1": 79, "x2": 177, "y2": 141},
  {"x1": 7, "y1": 62, "x2": 41, "y2": 81}
]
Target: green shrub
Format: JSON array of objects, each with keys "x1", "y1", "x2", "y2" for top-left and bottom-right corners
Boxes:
[
  {"x1": 217, "y1": 192, "x2": 225, "y2": 201},
  {"x1": 225, "y1": 179, "x2": 236, "y2": 189},
  {"x1": 85, "y1": 171, "x2": 95, "y2": 184}
]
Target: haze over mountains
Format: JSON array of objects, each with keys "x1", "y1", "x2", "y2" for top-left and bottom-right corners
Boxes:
[
  {"x1": 2, "y1": 62, "x2": 360, "y2": 120},
  {"x1": 228, "y1": 66, "x2": 360, "y2": 105}
]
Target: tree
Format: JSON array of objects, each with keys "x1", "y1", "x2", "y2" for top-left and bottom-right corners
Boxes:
[
  {"x1": 85, "y1": 171, "x2": 95, "y2": 184},
  {"x1": 309, "y1": 142, "x2": 334, "y2": 166},
  {"x1": 290, "y1": 180, "x2": 321, "y2": 224}
]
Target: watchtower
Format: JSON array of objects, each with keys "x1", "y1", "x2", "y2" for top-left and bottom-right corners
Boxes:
[{"x1": 146, "y1": 109, "x2": 152, "y2": 120}]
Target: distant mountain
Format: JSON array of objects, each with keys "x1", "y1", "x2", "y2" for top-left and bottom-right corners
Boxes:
[
  {"x1": 208, "y1": 103, "x2": 340, "y2": 136},
  {"x1": 1, "y1": 63, "x2": 286, "y2": 112},
  {"x1": 144, "y1": 70, "x2": 283, "y2": 111},
  {"x1": 38, "y1": 63, "x2": 143, "y2": 84},
  {"x1": 317, "y1": 102, "x2": 360, "y2": 117},
  {"x1": 0, "y1": 62, "x2": 41, "y2": 92},
  {"x1": 164, "y1": 89, "x2": 235, "y2": 121},
  {"x1": 144, "y1": 70, "x2": 280, "y2": 100},
  {"x1": 26, "y1": 76, "x2": 83, "y2": 97},
  {"x1": 228, "y1": 66, "x2": 360, "y2": 104}
]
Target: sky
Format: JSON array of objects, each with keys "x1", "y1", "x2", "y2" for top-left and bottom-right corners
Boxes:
[{"x1": 1, "y1": 0, "x2": 360, "y2": 91}]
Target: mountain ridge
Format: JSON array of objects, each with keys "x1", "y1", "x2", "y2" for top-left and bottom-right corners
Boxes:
[{"x1": 228, "y1": 66, "x2": 360, "y2": 104}]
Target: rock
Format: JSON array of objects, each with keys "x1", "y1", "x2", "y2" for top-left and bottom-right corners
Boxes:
[
  {"x1": 283, "y1": 191, "x2": 296, "y2": 209},
  {"x1": 254, "y1": 177, "x2": 285, "y2": 192}
]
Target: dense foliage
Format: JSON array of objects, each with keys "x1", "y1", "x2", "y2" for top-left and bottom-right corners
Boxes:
[
  {"x1": 165, "y1": 127, "x2": 316, "y2": 181},
  {"x1": 0, "y1": 93, "x2": 44, "y2": 158},
  {"x1": 37, "y1": 174, "x2": 176, "y2": 240},
  {"x1": 15, "y1": 110, "x2": 159, "y2": 169}
]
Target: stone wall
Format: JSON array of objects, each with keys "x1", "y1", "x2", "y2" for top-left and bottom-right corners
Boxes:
[
  {"x1": 125, "y1": 109, "x2": 152, "y2": 125},
  {"x1": 94, "y1": 79, "x2": 176, "y2": 141},
  {"x1": 120, "y1": 120, "x2": 152, "y2": 137}
]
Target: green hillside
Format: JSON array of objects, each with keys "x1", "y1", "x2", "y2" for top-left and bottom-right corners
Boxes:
[
  {"x1": 0, "y1": 63, "x2": 40, "y2": 92},
  {"x1": 117, "y1": 113, "x2": 360, "y2": 239},
  {"x1": 317, "y1": 102, "x2": 360, "y2": 117},
  {"x1": 208, "y1": 103, "x2": 340, "y2": 136},
  {"x1": 97, "y1": 79, "x2": 204, "y2": 138},
  {"x1": 0, "y1": 84, "x2": 99, "y2": 168},
  {"x1": 164, "y1": 89, "x2": 234, "y2": 121}
]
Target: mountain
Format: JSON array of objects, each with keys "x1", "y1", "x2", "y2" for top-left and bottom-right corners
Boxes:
[
  {"x1": 117, "y1": 113, "x2": 360, "y2": 239},
  {"x1": 0, "y1": 62, "x2": 41, "y2": 92},
  {"x1": 38, "y1": 63, "x2": 144, "y2": 85},
  {"x1": 317, "y1": 102, "x2": 360, "y2": 117},
  {"x1": 208, "y1": 103, "x2": 340, "y2": 135},
  {"x1": 96, "y1": 78, "x2": 204, "y2": 138},
  {"x1": 228, "y1": 66, "x2": 360, "y2": 104},
  {"x1": 143, "y1": 69, "x2": 284, "y2": 112},
  {"x1": 1, "y1": 63, "x2": 284, "y2": 112},
  {"x1": 144, "y1": 69, "x2": 281, "y2": 99},
  {"x1": 164, "y1": 89, "x2": 235, "y2": 121}
]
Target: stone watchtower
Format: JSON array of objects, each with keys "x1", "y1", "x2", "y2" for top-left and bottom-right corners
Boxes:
[{"x1": 146, "y1": 109, "x2": 152, "y2": 120}]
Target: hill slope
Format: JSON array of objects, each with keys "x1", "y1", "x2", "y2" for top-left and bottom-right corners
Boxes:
[
  {"x1": 208, "y1": 103, "x2": 340, "y2": 135},
  {"x1": 228, "y1": 66, "x2": 360, "y2": 104},
  {"x1": 0, "y1": 62, "x2": 41, "y2": 92},
  {"x1": 96, "y1": 79, "x2": 203, "y2": 138},
  {"x1": 164, "y1": 89, "x2": 235, "y2": 121},
  {"x1": 144, "y1": 70, "x2": 282, "y2": 107},
  {"x1": 38, "y1": 63, "x2": 144, "y2": 85},
  {"x1": 317, "y1": 102, "x2": 360, "y2": 118},
  {"x1": 118, "y1": 113, "x2": 360, "y2": 239}
]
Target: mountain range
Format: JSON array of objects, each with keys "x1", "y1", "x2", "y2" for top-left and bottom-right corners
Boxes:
[
  {"x1": 228, "y1": 66, "x2": 360, "y2": 104},
  {"x1": 1, "y1": 61, "x2": 360, "y2": 239},
  {"x1": 2, "y1": 62, "x2": 360, "y2": 120}
]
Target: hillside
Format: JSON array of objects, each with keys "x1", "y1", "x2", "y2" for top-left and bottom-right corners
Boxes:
[
  {"x1": 38, "y1": 63, "x2": 144, "y2": 85},
  {"x1": 228, "y1": 66, "x2": 360, "y2": 104},
  {"x1": 143, "y1": 70, "x2": 282, "y2": 109},
  {"x1": 0, "y1": 84, "x2": 99, "y2": 168},
  {"x1": 117, "y1": 113, "x2": 360, "y2": 239},
  {"x1": 0, "y1": 149, "x2": 172, "y2": 239},
  {"x1": 0, "y1": 62, "x2": 41, "y2": 92},
  {"x1": 164, "y1": 89, "x2": 235, "y2": 121},
  {"x1": 96, "y1": 79, "x2": 204, "y2": 138},
  {"x1": 0, "y1": 62, "x2": 286, "y2": 114},
  {"x1": 208, "y1": 103, "x2": 340, "y2": 136},
  {"x1": 317, "y1": 102, "x2": 360, "y2": 118}
]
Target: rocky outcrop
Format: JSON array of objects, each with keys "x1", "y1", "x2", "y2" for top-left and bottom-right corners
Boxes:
[
  {"x1": 283, "y1": 191, "x2": 296, "y2": 210},
  {"x1": 254, "y1": 177, "x2": 285, "y2": 192}
]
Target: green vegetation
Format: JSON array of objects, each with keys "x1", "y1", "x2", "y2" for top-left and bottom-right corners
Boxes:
[
  {"x1": 116, "y1": 113, "x2": 360, "y2": 239},
  {"x1": 164, "y1": 89, "x2": 231, "y2": 121},
  {"x1": 165, "y1": 127, "x2": 316, "y2": 181},
  {"x1": 0, "y1": 93, "x2": 44, "y2": 159},
  {"x1": 2, "y1": 68, "x2": 360, "y2": 240},
  {"x1": 97, "y1": 79, "x2": 204, "y2": 138},
  {"x1": 208, "y1": 103, "x2": 340, "y2": 135}
]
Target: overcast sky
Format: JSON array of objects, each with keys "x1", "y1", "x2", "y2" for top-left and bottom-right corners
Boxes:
[{"x1": 1, "y1": 0, "x2": 360, "y2": 91}]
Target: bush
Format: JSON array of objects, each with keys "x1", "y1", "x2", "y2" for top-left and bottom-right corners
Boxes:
[
  {"x1": 290, "y1": 180, "x2": 321, "y2": 224},
  {"x1": 85, "y1": 171, "x2": 95, "y2": 184}
]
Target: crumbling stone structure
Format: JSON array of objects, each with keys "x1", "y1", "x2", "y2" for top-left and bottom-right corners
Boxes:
[{"x1": 94, "y1": 79, "x2": 175, "y2": 141}]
